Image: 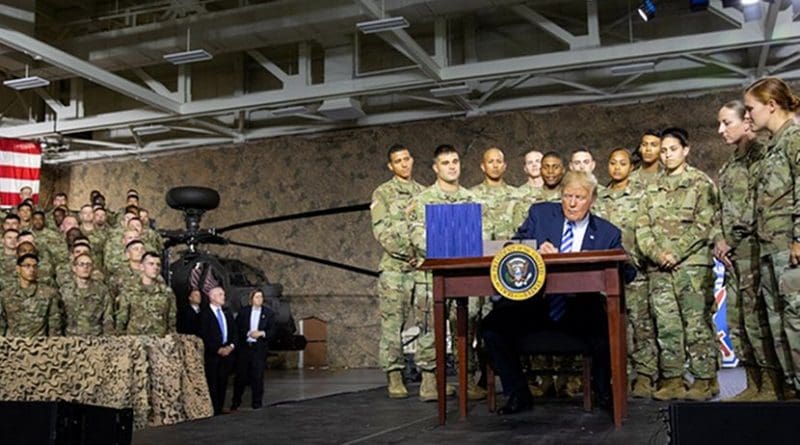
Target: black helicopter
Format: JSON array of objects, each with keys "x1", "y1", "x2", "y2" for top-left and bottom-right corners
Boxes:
[{"x1": 159, "y1": 186, "x2": 376, "y2": 351}]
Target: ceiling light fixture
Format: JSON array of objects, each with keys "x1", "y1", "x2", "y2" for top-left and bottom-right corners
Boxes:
[
  {"x1": 3, "y1": 65, "x2": 49, "y2": 90},
  {"x1": 356, "y1": 16, "x2": 410, "y2": 34},
  {"x1": 271, "y1": 106, "x2": 310, "y2": 117},
  {"x1": 163, "y1": 28, "x2": 212, "y2": 65},
  {"x1": 610, "y1": 61, "x2": 656, "y2": 76},
  {"x1": 132, "y1": 125, "x2": 171, "y2": 135},
  {"x1": 430, "y1": 84, "x2": 472, "y2": 97},
  {"x1": 637, "y1": 0, "x2": 657, "y2": 21}
]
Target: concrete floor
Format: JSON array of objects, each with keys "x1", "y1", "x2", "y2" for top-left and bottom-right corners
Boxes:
[{"x1": 132, "y1": 368, "x2": 747, "y2": 445}]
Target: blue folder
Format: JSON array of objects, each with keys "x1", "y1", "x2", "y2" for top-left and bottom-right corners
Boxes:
[{"x1": 425, "y1": 203, "x2": 483, "y2": 259}]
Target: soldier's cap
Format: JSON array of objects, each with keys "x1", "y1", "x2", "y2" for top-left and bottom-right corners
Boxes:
[
  {"x1": 16, "y1": 252, "x2": 39, "y2": 265},
  {"x1": 125, "y1": 239, "x2": 144, "y2": 251}
]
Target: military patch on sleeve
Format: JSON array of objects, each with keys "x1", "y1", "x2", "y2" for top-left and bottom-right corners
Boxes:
[{"x1": 490, "y1": 243, "x2": 546, "y2": 301}]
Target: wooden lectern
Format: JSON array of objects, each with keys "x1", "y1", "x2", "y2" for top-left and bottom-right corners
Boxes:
[{"x1": 420, "y1": 249, "x2": 629, "y2": 428}]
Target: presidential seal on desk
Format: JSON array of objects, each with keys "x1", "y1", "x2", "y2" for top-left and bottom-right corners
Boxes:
[{"x1": 490, "y1": 243, "x2": 546, "y2": 301}]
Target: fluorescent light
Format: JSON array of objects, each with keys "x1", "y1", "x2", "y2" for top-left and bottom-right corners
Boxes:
[
  {"x1": 610, "y1": 62, "x2": 655, "y2": 76},
  {"x1": 741, "y1": 0, "x2": 760, "y2": 4},
  {"x1": 430, "y1": 84, "x2": 471, "y2": 97},
  {"x1": 356, "y1": 16, "x2": 409, "y2": 34},
  {"x1": 163, "y1": 49, "x2": 213, "y2": 65},
  {"x1": 132, "y1": 125, "x2": 170, "y2": 135},
  {"x1": 271, "y1": 106, "x2": 309, "y2": 117},
  {"x1": 3, "y1": 76, "x2": 49, "y2": 90}
]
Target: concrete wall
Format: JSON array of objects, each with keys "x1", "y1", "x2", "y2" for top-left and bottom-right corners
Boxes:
[{"x1": 44, "y1": 86, "x2": 756, "y2": 368}]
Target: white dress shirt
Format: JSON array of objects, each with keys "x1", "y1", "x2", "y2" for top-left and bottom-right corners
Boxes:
[{"x1": 248, "y1": 307, "x2": 262, "y2": 343}]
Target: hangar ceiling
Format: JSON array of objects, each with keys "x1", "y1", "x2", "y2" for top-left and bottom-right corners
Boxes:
[{"x1": 0, "y1": 0, "x2": 798, "y2": 163}]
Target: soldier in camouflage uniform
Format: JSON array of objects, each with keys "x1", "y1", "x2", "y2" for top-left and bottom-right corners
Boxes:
[
  {"x1": 105, "y1": 230, "x2": 142, "y2": 277},
  {"x1": 371, "y1": 144, "x2": 426, "y2": 399},
  {"x1": 744, "y1": 77, "x2": 800, "y2": 397},
  {"x1": 636, "y1": 127, "x2": 719, "y2": 401},
  {"x1": 55, "y1": 239, "x2": 105, "y2": 288},
  {"x1": 0, "y1": 229, "x2": 18, "y2": 289},
  {"x1": 116, "y1": 251, "x2": 176, "y2": 336},
  {"x1": 107, "y1": 240, "x2": 147, "y2": 299},
  {"x1": 79, "y1": 204, "x2": 107, "y2": 273},
  {"x1": 61, "y1": 253, "x2": 114, "y2": 336},
  {"x1": 628, "y1": 130, "x2": 662, "y2": 189},
  {"x1": 511, "y1": 151, "x2": 565, "y2": 231},
  {"x1": 17, "y1": 234, "x2": 55, "y2": 288},
  {"x1": 569, "y1": 148, "x2": 606, "y2": 195},
  {"x1": 0, "y1": 253, "x2": 63, "y2": 336},
  {"x1": 713, "y1": 100, "x2": 779, "y2": 401},
  {"x1": 407, "y1": 144, "x2": 476, "y2": 402},
  {"x1": 464, "y1": 147, "x2": 518, "y2": 400},
  {"x1": 596, "y1": 147, "x2": 658, "y2": 398}
]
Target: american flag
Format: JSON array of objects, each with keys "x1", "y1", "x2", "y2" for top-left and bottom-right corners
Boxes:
[{"x1": 0, "y1": 138, "x2": 41, "y2": 207}]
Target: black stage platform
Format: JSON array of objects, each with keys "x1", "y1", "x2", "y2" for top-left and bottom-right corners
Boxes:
[{"x1": 133, "y1": 383, "x2": 671, "y2": 445}]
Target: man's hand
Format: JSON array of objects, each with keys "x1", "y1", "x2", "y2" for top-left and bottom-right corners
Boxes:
[
  {"x1": 408, "y1": 257, "x2": 419, "y2": 268},
  {"x1": 248, "y1": 330, "x2": 265, "y2": 339},
  {"x1": 539, "y1": 241, "x2": 558, "y2": 254},
  {"x1": 791, "y1": 242, "x2": 800, "y2": 267},
  {"x1": 658, "y1": 252, "x2": 678, "y2": 270},
  {"x1": 714, "y1": 239, "x2": 734, "y2": 269},
  {"x1": 217, "y1": 345, "x2": 233, "y2": 356}
]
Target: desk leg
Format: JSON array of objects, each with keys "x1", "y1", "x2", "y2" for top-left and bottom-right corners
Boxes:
[
  {"x1": 433, "y1": 275, "x2": 447, "y2": 426},
  {"x1": 456, "y1": 298, "x2": 468, "y2": 420},
  {"x1": 605, "y1": 267, "x2": 627, "y2": 429}
]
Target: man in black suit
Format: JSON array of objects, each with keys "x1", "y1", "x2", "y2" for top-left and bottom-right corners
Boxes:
[
  {"x1": 177, "y1": 289, "x2": 203, "y2": 336},
  {"x1": 231, "y1": 289, "x2": 277, "y2": 410},
  {"x1": 199, "y1": 285, "x2": 237, "y2": 415},
  {"x1": 483, "y1": 170, "x2": 631, "y2": 415}
]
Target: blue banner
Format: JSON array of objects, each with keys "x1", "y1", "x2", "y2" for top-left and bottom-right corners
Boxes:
[{"x1": 712, "y1": 258, "x2": 738, "y2": 368}]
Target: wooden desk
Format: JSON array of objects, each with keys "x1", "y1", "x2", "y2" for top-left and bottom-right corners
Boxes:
[{"x1": 420, "y1": 249, "x2": 629, "y2": 428}]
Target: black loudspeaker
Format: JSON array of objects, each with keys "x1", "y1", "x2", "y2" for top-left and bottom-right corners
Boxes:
[
  {"x1": 0, "y1": 401, "x2": 133, "y2": 445},
  {"x1": 668, "y1": 402, "x2": 800, "y2": 445}
]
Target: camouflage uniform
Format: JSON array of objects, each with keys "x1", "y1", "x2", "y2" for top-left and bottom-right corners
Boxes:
[
  {"x1": 596, "y1": 185, "x2": 657, "y2": 379},
  {"x1": 511, "y1": 184, "x2": 561, "y2": 232},
  {"x1": 0, "y1": 282, "x2": 63, "y2": 336},
  {"x1": 714, "y1": 139, "x2": 776, "y2": 370},
  {"x1": 371, "y1": 176, "x2": 425, "y2": 372},
  {"x1": 84, "y1": 228, "x2": 108, "y2": 273},
  {"x1": 628, "y1": 167, "x2": 661, "y2": 190},
  {"x1": 55, "y1": 262, "x2": 106, "y2": 289},
  {"x1": 636, "y1": 165, "x2": 718, "y2": 380},
  {"x1": 0, "y1": 254, "x2": 16, "y2": 290},
  {"x1": 407, "y1": 183, "x2": 477, "y2": 371},
  {"x1": 60, "y1": 278, "x2": 114, "y2": 336},
  {"x1": 115, "y1": 279, "x2": 176, "y2": 336},
  {"x1": 753, "y1": 121, "x2": 800, "y2": 389}
]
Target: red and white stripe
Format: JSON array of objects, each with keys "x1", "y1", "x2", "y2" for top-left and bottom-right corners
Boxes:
[{"x1": 0, "y1": 138, "x2": 41, "y2": 206}]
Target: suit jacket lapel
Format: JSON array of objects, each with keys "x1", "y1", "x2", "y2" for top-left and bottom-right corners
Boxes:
[
  {"x1": 551, "y1": 207, "x2": 565, "y2": 250},
  {"x1": 581, "y1": 214, "x2": 599, "y2": 251}
]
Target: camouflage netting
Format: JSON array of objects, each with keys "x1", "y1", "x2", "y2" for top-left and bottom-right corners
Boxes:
[{"x1": 0, "y1": 334, "x2": 213, "y2": 429}]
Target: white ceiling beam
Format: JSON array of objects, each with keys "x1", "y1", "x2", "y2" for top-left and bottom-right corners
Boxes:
[
  {"x1": 132, "y1": 67, "x2": 175, "y2": 99},
  {"x1": 246, "y1": 50, "x2": 291, "y2": 84},
  {"x1": 440, "y1": 25, "x2": 800, "y2": 81},
  {"x1": 35, "y1": 89, "x2": 70, "y2": 117},
  {"x1": 511, "y1": 4, "x2": 578, "y2": 48},
  {"x1": 756, "y1": 1, "x2": 783, "y2": 77},
  {"x1": 355, "y1": 0, "x2": 442, "y2": 81},
  {"x1": 683, "y1": 54, "x2": 752, "y2": 77},
  {"x1": 0, "y1": 28, "x2": 182, "y2": 113},
  {"x1": 770, "y1": 51, "x2": 800, "y2": 74},
  {"x1": 539, "y1": 75, "x2": 610, "y2": 96}
]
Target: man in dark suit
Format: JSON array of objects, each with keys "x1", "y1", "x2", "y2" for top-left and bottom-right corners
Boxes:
[
  {"x1": 177, "y1": 289, "x2": 203, "y2": 336},
  {"x1": 483, "y1": 170, "x2": 630, "y2": 415},
  {"x1": 231, "y1": 290, "x2": 277, "y2": 410},
  {"x1": 199, "y1": 285, "x2": 237, "y2": 415}
]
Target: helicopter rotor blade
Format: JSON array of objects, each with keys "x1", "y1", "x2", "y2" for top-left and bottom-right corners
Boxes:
[
  {"x1": 226, "y1": 239, "x2": 379, "y2": 277},
  {"x1": 215, "y1": 203, "x2": 370, "y2": 234}
]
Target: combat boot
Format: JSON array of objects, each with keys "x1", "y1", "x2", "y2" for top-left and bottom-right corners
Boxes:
[
  {"x1": 419, "y1": 371, "x2": 455, "y2": 402},
  {"x1": 652, "y1": 377, "x2": 686, "y2": 401},
  {"x1": 387, "y1": 370, "x2": 409, "y2": 399},
  {"x1": 467, "y1": 375, "x2": 487, "y2": 401},
  {"x1": 725, "y1": 367, "x2": 759, "y2": 402},
  {"x1": 685, "y1": 378, "x2": 714, "y2": 401},
  {"x1": 781, "y1": 381, "x2": 798, "y2": 401},
  {"x1": 750, "y1": 369, "x2": 779, "y2": 401},
  {"x1": 631, "y1": 374, "x2": 654, "y2": 399}
]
